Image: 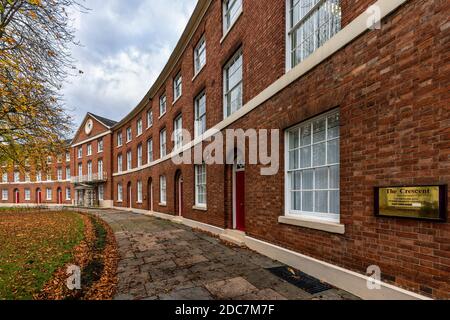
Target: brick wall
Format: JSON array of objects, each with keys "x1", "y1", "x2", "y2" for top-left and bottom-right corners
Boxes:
[{"x1": 110, "y1": 0, "x2": 449, "y2": 299}]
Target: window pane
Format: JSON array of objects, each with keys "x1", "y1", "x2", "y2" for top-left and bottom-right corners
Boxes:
[
  {"x1": 315, "y1": 191, "x2": 328, "y2": 213},
  {"x1": 300, "y1": 146, "x2": 311, "y2": 168},
  {"x1": 302, "y1": 170, "x2": 313, "y2": 190},
  {"x1": 327, "y1": 139, "x2": 339, "y2": 164},
  {"x1": 300, "y1": 125, "x2": 311, "y2": 146},
  {"x1": 329, "y1": 165, "x2": 339, "y2": 189},
  {"x1": 289, "y1": 130, "x2": 299, "y2": 149},
  {"x1": 328, "y1": 113, "x2": 340, "y2": 138},
  {"x1": 313, "y1": 143, "x2": 326, "y2": 166},
  {"x1": 289, "y1": 150, "x2": 299, "y2": 170},
  {"x1": 302, "y1": 191, "x2": 313, "y2": 212},
  {"x1": 315, "y1": 167, "x2": 328, "y2": 189},
  {"x1": 329, "y1": 190, "x2": 340, "y2": 214},
  {"x1": 313, "y1": 118, "x2": 326, "y2": 142},
  {"x1": 291, "y1": 191, "x2": 301, "y2": 211},
  {"x1": 290, "y1": 171, "x2": 301, "y2": 190}
]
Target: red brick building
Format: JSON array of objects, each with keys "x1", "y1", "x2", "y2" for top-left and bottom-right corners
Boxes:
[{"x1": 1, "y1": 0, "x2": 449, "y2": 299}]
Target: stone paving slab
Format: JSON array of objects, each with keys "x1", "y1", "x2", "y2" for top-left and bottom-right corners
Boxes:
[{"x1": 91, "y1": 210, "x2": 360, "y2": 301}]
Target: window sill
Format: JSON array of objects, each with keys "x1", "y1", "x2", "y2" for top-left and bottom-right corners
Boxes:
[
  {"x1": 136, "y1": 201, "x2": 143, "y2": 204},
  {"x1": 136, "y1": 133, "x2": 143, "y2": 138},
  {"x1": 220, "y1": 9, "x2": 243, "y2": 44},
  {"x1": 158, "y1": 113, "x2": 166, "y2": 120},
  {"x1": 172, "y1": 96, "x2": 181, "y2": 106},
  {"x1": 159, "y1": 202, "x2": 167, "y2": 207},
  {"x1": 117, "y1": 201, "x2": 123, "y2": 203},
  {"x1": 192, "y1": 64, "x2": 206, "y2": 81},
  {"x1": 192, "y1": 205, "x2": 207, "y2": 211},
  {"x1": 278, "y1": 215, "x2": 345, "y2": 235}
]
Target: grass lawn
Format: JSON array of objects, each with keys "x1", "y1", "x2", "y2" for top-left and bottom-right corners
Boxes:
[{"x1": 0, "y1": 210, "x2": 84, "y2": 300}]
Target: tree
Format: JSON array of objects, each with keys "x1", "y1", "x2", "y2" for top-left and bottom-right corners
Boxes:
[{"x1": 0, "y1": 0, "x2": 83, "y2": 172}]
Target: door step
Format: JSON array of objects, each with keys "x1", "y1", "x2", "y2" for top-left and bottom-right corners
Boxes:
[{"x1": 220, "y1": 229, "x2": 246, "y2": 247}]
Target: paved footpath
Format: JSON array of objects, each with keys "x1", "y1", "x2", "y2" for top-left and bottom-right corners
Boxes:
[{"x1": 92, "y1": 210, "x2": 359, "y2": 300}]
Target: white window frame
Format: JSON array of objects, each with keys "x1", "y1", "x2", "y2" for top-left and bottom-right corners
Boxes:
[
  {"x1": 98, "y1": 138, "x2": 104, "y2": 153},
  {"x1": 66, "y1": 188, "x2": 71, "y2": 200},
  {"x1": 98, "y1": 185, "x2": 104, "y2": 201},
  {"x1": 2, "y1": 172, "x2": 7, "y2": 183},
  {"x1": 14, "y1": 171, "x2": 20, "y2": 183},
  {"x1": 159, "y1": 94, "x2": 167, "y2": 117},
  {"x1": 25, "y1": 172, "x2": 31, "y2": 182},
  {"x1": 87, "y1": 161, "x2": 93, "y2": 180},
  {"x1": 117, "y1": 154, "x2": 123, "y2": 173},
  {"x1": 87, "y1": 144, "x2": 92, "y2": 156},
  {"x1": 78, "y1": 147, "x2": 83, "y2": 159},
  {"x1": 173, "y1": 72, "x2": 182, "y2": 102},
  {"x1": 285, "y1": 109, "x2": 340, "y2": 223},
  {"x1": 195, "y1": 164, "x2": 207, "y2": 207},
  {"x1": 223, "y1": 49, "x2": 243, "y2": 119},
  {"x1": 147, "y1": 110, "x2": 153, "y2": 128},
  {"x1": 194, "y1": 92, "x2": 207, "y2": 138},
  {"x1": 126, "y1": 127, "x2": 132, "y2": 143},
  {"x1": 147, "y1": 139, "x2": 153, "y2": 163},
  {"x1": 173, "y1": 115, "x2": 183, "y2": 151},
  {"x1": 66, "y1": 167, "x2": 71, "y2": 180},
  {"x1": 36, "y1": 171, "x2": 42, "y2": 182},
  {"x1": 98, "y1": 160, "x2": 103, "y2": 180},
  {"x1": 137, "y1": 180, "x2": 143, "y2": 203},
  {"x1": 137, "y1": 144, "x2": 143, "y2": 167},
  {"x1": 78, "y1": 164, "x2": 83, "y2": 177},
  {"x1": 160, "y1": 129, "x2": 167, "y2": 158},
  {"x1": 25, "y1": 189, "x2": 31, "y2": 201},
  {"x1": 2, "y1": 189, "x2": 8, "y2": 201},
  {"x1": 66, "y1": 152, "x2": 71, "y2": 162},
  {"x1": 194, "y1": 36, "x2": 206, "y2": 75},
  {"x1": 46, "y1": 188, "x2": 52, "y2": 201},
  {"x1": 57, "y1": 168, "x2": 63, "y2": 181},
  {"x1": 117, "y1": 132, "x2": 123, "y2": 147},
  {"x1": 137, "y1": 119, "x2": 143, "y2": 136},
  {"x1": 223, "y1": 0, "x2": 243, "y2": 33},
  {"x1": 286, "y1": 0, "x2": 341, "y2": 70},
  {"x1": 127, "y1": 150, "x2": 132, "y2": 170},
  {"x1": 160, "y1": 175, "x2": 167, "y2": 205},
  {"x1": 118, "y1": 183, "x2": 123, "y2": 202}
]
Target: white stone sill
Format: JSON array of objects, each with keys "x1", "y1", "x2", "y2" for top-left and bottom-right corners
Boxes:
[{"x1": 279, "y1": 215, "x2": 345, "y2": 235}]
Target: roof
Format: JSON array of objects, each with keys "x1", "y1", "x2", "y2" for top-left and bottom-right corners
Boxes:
[{"x1": 88, "y1": 113, "x2": 118, "y2": 128}]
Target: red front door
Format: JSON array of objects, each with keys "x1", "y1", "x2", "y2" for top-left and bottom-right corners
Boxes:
[
  {"x1": 235, "y1": 170, "x2": 245, "y2": 231},
  {"x1": 14, "y1": 190, "x2": 19, "y2": 204},
  {"x1": 37, "y1": 190, "x2": 42, "y2": 204},
  {"x1": 57, "y1": 190, "x2": 63, "y2": 204}
]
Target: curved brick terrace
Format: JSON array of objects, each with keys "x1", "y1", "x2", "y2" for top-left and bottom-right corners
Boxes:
[{"x1": 91, "y1": 210, "x2": 359, "y2": 300}]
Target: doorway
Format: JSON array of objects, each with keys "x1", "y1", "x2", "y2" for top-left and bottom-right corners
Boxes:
[
  {"x1": 14, "y1": 189, "x2": 19, "y2": 204},
  {"x1": 36, "y1": 188, "x2": 42, "y2": 204},
  {"x1": 233, "y1": 163, "x2": 246, "y2": 231},
  {"x1": 175, "y1": 171, "x2": 183, "y2": 217},
  {"x1": 57, "y1": 188, "x2": 63, "y2": 204},
  {"x1": 127, "y1": 182, "x2": 132, "y2": 208},
  {"x1": 147, "y1": 178, "x2": 153, "y2": 212}
]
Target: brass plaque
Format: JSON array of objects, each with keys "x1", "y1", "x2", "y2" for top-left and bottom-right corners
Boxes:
[{"x1": 375, "y1": 186, "x2": 447, "y2": 221}]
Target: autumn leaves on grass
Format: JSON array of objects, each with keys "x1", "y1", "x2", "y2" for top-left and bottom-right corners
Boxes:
[{"x1": 0, "y1": 210, "x2": 118, "y2": 300}]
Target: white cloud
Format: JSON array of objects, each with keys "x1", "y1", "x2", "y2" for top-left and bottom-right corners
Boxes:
[{"x1": 63, "y1": 0, "x2": 197, "y2": 128}]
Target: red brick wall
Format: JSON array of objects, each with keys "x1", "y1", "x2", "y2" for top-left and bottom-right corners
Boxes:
[
  {"x1": 71, "y1": 115, "x2": 114, "y2": 201},
  {"x1": 110, "y1": 0, "x2": 449, "y2": 299}
]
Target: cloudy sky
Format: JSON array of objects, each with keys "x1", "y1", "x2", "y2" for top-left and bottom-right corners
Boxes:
[{"x1": 64, "y1": 0, "x2": 197, "y2": 128}]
